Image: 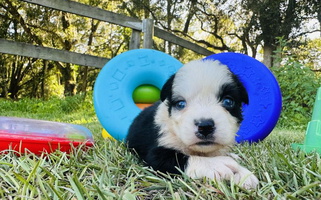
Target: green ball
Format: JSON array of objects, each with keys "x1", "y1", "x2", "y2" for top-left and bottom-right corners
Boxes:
[{"x1": 132, "y1": 84, "x2": 160, "y2": 103}]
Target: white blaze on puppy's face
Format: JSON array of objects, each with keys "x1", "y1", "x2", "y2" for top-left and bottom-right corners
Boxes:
[{"x1": 155, "y1": 60, "x2": 246, "y2": 156}]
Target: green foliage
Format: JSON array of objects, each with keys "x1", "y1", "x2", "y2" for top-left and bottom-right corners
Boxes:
[
  {"x1": 271, "y1": 58, "x2": 320, "y2": 130},
  {"x1": 289, "y1": 38, "x2": 321, "y2": 70}
]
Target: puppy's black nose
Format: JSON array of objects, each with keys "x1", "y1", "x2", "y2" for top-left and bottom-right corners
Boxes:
[{"x1": 195, "y1": 119, "x2": 215, "y2": 139}]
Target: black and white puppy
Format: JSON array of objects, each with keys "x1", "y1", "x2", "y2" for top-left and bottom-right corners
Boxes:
[{"x1": 126, "y1": 59, "x2": 259, "y2": 189}]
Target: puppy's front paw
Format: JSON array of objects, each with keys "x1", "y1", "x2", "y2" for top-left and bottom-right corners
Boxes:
[
  {"x1": 233, "y1": 166, "x2": 259, "y2": 189},
  {"x1": 185, "y1": 156, "x2": 258, "y2": 189}
]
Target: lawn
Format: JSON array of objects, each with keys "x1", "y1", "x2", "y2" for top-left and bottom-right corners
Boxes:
[{"x1": 0, "y1": 95, "x2": 321, "y2": 199}]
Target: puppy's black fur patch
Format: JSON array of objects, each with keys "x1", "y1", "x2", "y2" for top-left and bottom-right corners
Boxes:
[
  {"x1": 160, "y1": 74, "x2": 176, "y2": 115},
  {"x1": 219, "y1": 74, "x2": 248, "y2": 123},
  {"x1": 160, "y1": 74, "x2": 175, "y2": 102}
]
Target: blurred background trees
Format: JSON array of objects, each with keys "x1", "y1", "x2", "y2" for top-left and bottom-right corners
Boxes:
[{"x1": 0, "y1": 0, "x2": 320, "y2": 99}]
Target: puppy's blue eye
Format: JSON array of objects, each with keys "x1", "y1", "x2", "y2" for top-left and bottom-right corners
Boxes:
[
  {"x1": 175, "y1": 100, "x2": 186, "y2": 110},
  {"x1": 222, "y1": 97, "x2": 235, "y2": 109}
]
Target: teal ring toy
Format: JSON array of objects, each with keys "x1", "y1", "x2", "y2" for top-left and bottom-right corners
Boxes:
[
  {"x1": 204, "y1": 53, "x2": 282, "y2": 142},
  {"x1": 94, "y1": 49, "x2": 182, "y2": 140}
]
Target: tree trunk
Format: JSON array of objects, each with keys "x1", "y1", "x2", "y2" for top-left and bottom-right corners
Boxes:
[
  {"x1": 8, "y1": 57, "x2": 23, "y2": 99},
  {"x1": 41, "y1": 60, "x2": 47, "y2": 99},
  {"x1": 0, "y1": 57, "x2": 9, "y2": 98},
  {"x1": 80, "y1": 66, "x2": 88, "y2": 95},
  {"x1": 63, "y1": 63, "x2": 76, "y2": 96},
  {"x1": 262, "y1": 44, "x2": 275, "y2": 68}
]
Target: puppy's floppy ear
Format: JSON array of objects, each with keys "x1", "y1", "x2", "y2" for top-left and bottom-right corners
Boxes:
[
  {"x1": 239, "y1": 83, "x2": 249, "y2": 105},
  {"x1": 160, "y1": 74, "x2": 175, "y2": 102},
  {"x1": 237, "y1": 78, "x2": 249, "y2": 105},
  {"x1": 232, "y1": 74, "x2": 249, "y2": 105}
]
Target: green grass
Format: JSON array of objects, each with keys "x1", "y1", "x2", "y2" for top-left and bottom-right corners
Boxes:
[{"x1": 1, "y1": 95, "x2": 321, "y2": 199}]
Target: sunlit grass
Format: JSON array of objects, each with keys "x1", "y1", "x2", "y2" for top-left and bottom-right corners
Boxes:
[{"x1": 1, "y1": 95, "x2": 321, "y2": 199}]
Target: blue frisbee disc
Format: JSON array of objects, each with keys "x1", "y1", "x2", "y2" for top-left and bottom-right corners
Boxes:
[{"x1": 204, "y1": 53, "x2": 282, "y2": 142}]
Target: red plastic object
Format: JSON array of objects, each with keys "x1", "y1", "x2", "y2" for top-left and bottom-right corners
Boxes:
[{"x1": 0, "y1": 117, "x2": 94, "y2": 155}]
